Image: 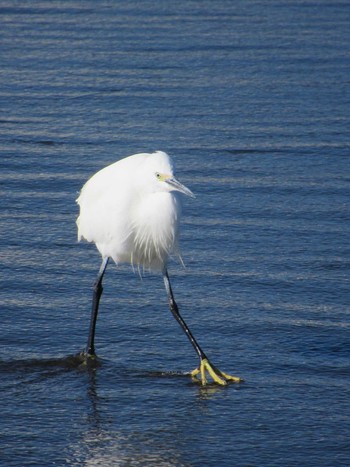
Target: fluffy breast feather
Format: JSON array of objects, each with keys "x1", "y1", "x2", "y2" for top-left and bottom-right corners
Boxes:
[{"x1": 130, "y1": 191, "x2": 182, "y2": 270}]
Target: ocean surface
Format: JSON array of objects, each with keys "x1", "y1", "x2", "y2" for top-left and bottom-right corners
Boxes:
[{"x1": 1, "y1": 1, "x2": 349, "y2": 466}]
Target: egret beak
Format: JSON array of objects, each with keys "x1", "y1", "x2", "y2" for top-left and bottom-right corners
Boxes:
[{"x1": 165, "y1": 177, "x2": 195, "y2": 198}]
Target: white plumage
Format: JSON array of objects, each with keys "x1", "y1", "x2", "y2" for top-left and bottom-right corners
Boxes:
[{"x1": 77, "y1": 151, "x2": 191, "y2": 270}]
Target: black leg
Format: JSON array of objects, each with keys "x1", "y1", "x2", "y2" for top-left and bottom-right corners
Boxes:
[
  {"x1": 163, "y1": 268, "x2": 242, "y2": 385},
  {"x1": 86, "y1": 257, "x2": 109, "y2": 356},
  {"x1": 163, "y1": 268, "x2": 207, "y2": 361}
]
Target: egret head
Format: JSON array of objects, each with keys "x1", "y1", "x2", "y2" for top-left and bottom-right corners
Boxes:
[
  {"x1": 141, "y1": 151, "x2": 194, "y2": 198},
  {"x1": 155, "y1": 171, "x2": 195, "y2": 198}
]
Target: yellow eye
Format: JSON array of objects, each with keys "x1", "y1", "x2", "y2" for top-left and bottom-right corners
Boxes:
[{"x1": 155, "y1": 172, "x2": 162, "y2": 180}]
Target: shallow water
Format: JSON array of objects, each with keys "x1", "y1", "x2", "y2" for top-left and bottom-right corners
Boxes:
[{"x1": 1, "y1": 1, "x2": 349, "y2": 466}]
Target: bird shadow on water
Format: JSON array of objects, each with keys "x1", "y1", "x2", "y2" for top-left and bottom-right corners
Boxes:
[
  {"x1": 0, "y1": 352, "x2": 244, "y2": 405},
  {"x1": 0, "y1": 353, "x2": 89, "y2": 391}
]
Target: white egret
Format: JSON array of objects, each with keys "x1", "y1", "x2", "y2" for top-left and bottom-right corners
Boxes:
[{"x1": 76, "y1": 150, "x2": 242, "y2": 385}]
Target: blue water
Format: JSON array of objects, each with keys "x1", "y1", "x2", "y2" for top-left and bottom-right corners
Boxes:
[{"x1": 1, "y1": 1, "x2": 349, "y2": 465}]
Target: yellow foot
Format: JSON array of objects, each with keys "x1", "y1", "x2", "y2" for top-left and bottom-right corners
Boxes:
[
  {"x1": 75, "y1": 350, "x2": 100, "y2": 368},
  {"x1": 190, "y1": 358, "x2": 243, "y2": 386}
]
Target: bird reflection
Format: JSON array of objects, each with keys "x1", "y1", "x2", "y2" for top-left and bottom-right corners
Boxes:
[{"x1": 63, "y1": 353, "x2": 237, "y2": 466}]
